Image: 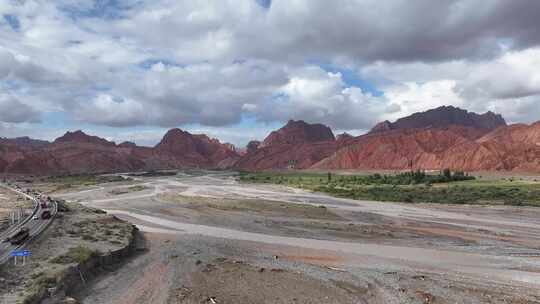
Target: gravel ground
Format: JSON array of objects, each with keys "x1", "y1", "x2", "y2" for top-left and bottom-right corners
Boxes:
[
  {"x1": 76, "y1": 233, "x2": 540, "y2": 304},
  {"x1": 42, "y1": 171, "x2": 540, "y2": 303}
]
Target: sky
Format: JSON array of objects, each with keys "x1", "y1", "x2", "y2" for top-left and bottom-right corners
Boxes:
[{"x1": 1, "y1": 0, "x2": 540, "y2": 147}]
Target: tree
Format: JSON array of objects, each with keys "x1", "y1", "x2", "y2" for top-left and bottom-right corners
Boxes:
[{"x1": 443, "y1": 168, "x2": 452, "y2": 180}]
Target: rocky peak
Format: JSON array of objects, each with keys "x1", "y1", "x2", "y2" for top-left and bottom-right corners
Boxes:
[
  {"x1": 246, "y1": 140, "x2": 261, "y2": 154},
  {"x1": 336, "y1": 132, "x2": 354, "y2": 142},
  {"x1": 155, "y1": 128, "x2": 239, "y2": 163},
  {"x1": 118, "y1": 141, "x2": 137, "y2": 148},
  {"x1": 194, "y1": 134, "x2": 238, "y2": 157},
  {"x1": 54, "y1": 130, "x2": 116, "y2": 147},
  {"x1": 369, "y1": 120, "x2": 393, "y2": 133},
  {"x1": 223, "y1": 143, "x2": 236, "y2": 152},
  {"x1": 369, "y1": 106, "x2": 506, "y2": 134},
  {"x1": 155, "y1": 128, "x2": 196, "y2": 153},
  {"x1": 260, "y1": 120, "x2": 335, "y2": 148},
  {"x1": 335, "y1": 133, "x2": 355, "y2": 148}
]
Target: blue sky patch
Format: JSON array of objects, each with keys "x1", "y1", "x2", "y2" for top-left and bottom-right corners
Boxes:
[
  {"x1": 255, "y1": 0, "x2": 272, "y2": 9},
  {"x1": 319, "y1": 64, "x2": 383, "y2": 97},
  {"x1": 3, "y1": 14, "x2": 20, "y2": 31},
  {"x1": 138, "y1": 59, "x2": 186, "y2": 70},
  {"x1": 59, "y1": 0, "x2": 136, "y2": 20}
]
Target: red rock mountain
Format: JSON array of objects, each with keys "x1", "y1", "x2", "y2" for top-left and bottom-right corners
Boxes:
[
  {"x1": 234, "y1": 120, "x2": 338, "y2": 170},
  {"x1": 0, "y1": 137, "x2": 49, "y2": 148},
  {"x1": 0, "y1": 106, "x2": 539, "y2": 174},
  {"x1": 243, "y1": 141, "x2": 261, "y2": 155},
  {"x1": 473, "y1": 122, "x2": 540, "y2": 171},
  {"x1": 118, "y1": 141, "x2": 137, "y2": 148},
  {"x1": 234, "y1": 107, "x2": 523, "y2": 172},
  {"x1": 369, "y1": 106, "x2": 506, "y2": 134},
  {"x1": 260, "y1": 120, "x2": 335, "y2": 148},
  {"x1": 1, "y1": 130, "x2": 148, "y2": 175},
  {"x1": 313, "y1": 122, "x2": 540, "y2": 172},
  {"x1": 309, "y1": 106, "x2": 535, "y2": 172},
  {"x1": 54, "y1": 130, "x2": 116, "y2": 147},
  {"x1": 335, "y1": 133, "x2": 355, "y2": 148},
  {"x1": 0, "y1": 129, "x2": 239, "y2": 175},
  {"x1": 155, "y1": 129, "x2": 239, "y2": 168}
]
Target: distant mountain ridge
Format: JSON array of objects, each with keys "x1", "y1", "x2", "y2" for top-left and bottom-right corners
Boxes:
[
  {"x1": 370, "y1": 106, "x2": 506, "y2": 134},
  {"x1": 311, "y1": 106, "x2": 537, "y2": 172},
  {"x1": 0, "y1": 136, "x2": 49, "y2": 148},
  {"x1": 237, "y1": 106, "x2": 538, "y2": 172},
  {"x1": 0, "y1": 129, "x2": 239, "y2": 175},
  {"x1": 0, "y1": 106, "x2": 539, "y2": 174},
  {"x1": 54, "y1": 130, "x2": 116, "y2": 147}
]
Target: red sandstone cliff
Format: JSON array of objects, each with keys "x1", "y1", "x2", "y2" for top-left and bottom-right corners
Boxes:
[
  {"x1": 234, "y1": 120, "x2": 338, "y2": 170},
  {"x1": 312, "y1": 123, "x2": 540, "y2": 172},
  {"x1": 0, "y1": 129, "x2": 239, "y2": 175},
  {"x1": 260, "y1": 120, "x2": 335, "y2": 148}
]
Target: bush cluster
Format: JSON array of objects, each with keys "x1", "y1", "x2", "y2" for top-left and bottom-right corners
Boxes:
[{"x1": 239, "y1": 170, "x2": 539, "y2": 206}]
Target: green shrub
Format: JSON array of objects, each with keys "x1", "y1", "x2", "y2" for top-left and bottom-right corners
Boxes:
[
  {"x1": 504, "y1": 198, "x2": 523, "y2": 206},
  {"x1": 238, "y1": 171, "x2": 540, "y2": 206},
  {"x1": 50, "y1": 246, "x2": 98, "y2": 264}
]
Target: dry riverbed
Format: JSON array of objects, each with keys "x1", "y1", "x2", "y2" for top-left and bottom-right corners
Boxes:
[{"x1": 29, "y1": 171, "x2": 540, "y2": 303}]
